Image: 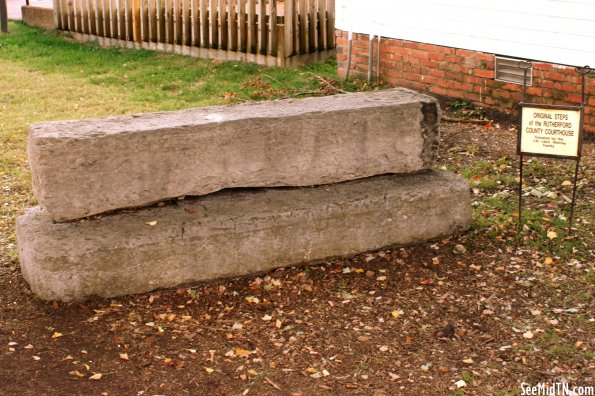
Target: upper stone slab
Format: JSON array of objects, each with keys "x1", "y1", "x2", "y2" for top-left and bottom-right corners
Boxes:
[{"x1": 28, "y1": 88, "x2": 440, "y2": 221}]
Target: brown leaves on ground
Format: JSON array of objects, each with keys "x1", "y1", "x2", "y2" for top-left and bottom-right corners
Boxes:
[{"x1": 0, "y1": 113, "x2": 593, "y2": 396}]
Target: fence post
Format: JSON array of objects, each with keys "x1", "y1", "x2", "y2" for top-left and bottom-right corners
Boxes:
[
  {"x1": 276, "y1": 22, "x2": 284, "y2": 66},
  {"x1": 0, "y1": 0, "x2": 7, "y2": 34}
]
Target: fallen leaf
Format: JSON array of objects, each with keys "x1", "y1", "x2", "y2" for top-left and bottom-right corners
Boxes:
[
  {"x1": 32, "y1": 356, "x2": 41, "y2": 361},
  {"x1": 235, "y1": 349, "x2": 251, "y2": 357},
  {"x1": 391, "y1": 310, "x2": 404, "y2": 318},
  {"x1": 261, "y1": 314, "x2": 273, "y2": 321},
  {"x1": 561, "y1": 180, "x2": 572, "y2": 186},
  {"x1": 51, "y1": 332, "x2": 63, "y2": 339},
  {"x1": 463, "y1": 358, "x2": 474, "y2": 364},
  {"x1": 70, "y1": 370, "x2": 85, "y2": 378},
  {"x1": 523, "y1": 331, "x2": 534, "y2": 339},
  {"x1": 547, "y1": 231, "x2": 557, "y2": 240},
  {"x1": 89, "y1": 373, "x2": 102, "y2": 381},
  {"x1": 247, "y1": 369, "x2": 258, "y2": 376},
  {"x1": 455, "y1": 380, "x2": 466, "y2": 388},
  {"x1": 204, "y1": 367, "x2": 214, "y2": 374},
  {"x1": 544, "y1": 257, "x2": 554, "y2": 265},
  {"x1": 145, "y1": 221, "x2": 157, "y2": 226},
  {"x1": 275, "y1": 319, "x2": 282, "y2": 329},
  {"x1": 119, "y1": 353, "x2": 129, "y2": 361}
]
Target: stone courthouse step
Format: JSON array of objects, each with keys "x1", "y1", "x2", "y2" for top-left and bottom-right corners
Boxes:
[
  {"x1": 17, "y1": 171, "x2": 470, "y2": 302},
  {"x1": 28, "y1": 88, "x2": 440, "y2": 221}
]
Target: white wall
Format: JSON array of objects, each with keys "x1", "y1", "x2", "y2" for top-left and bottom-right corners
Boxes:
[{"x1": 336, "y1": 0, "x2": 595, "y2": 67}]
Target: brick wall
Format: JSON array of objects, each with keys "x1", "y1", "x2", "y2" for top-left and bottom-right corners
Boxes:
[{"x1": 336, "y1": 30, "x2": 595, "y2": 134}]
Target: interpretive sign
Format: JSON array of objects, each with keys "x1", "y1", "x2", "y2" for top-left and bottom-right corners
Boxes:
[
  {"x1": 519, "y1": 105, "x2": 582, "y2": 158},
  {"x1": 516, "y1": 64, "x2": 591, "y2": 237}
]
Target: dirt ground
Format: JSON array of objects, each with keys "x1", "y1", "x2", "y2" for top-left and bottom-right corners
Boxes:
[{"x1": 0, "y1": 110, "x2": 593, "y2": 395}]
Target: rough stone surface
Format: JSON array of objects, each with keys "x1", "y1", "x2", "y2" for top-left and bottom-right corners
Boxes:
[
  {"x1": 17, "y1": 171, "x2": 470, "y2": 302},
  {"x1": 28, "y1": 88, "x2": 440, "y2": 221}
]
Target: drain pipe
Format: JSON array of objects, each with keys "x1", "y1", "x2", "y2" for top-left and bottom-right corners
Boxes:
[
  {"x1": 345, "y1": 29, "x2": 353, "y2": 81},
  {"x1": 376, "y1": 34, "x2": 381, "y2": 85},
  {"x1": 367, "y1": 33, "x2": 375, "y2": 84}
]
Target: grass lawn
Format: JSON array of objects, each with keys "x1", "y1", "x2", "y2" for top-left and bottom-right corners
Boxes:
[{"x1": 0, "y1": 21, "x2": 593, "y2": 396}]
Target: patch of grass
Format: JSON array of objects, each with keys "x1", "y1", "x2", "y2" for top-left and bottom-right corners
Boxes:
[{"x1": 0, "y1": 22, "x2": 347, "y2": 110}]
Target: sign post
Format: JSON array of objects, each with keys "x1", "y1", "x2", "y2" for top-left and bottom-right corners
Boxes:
[{"x1": 517, "y1": 64, "x2": 590, "y2": 239}]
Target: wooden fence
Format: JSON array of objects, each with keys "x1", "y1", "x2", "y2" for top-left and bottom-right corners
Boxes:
[{"x1": 53, "y1": 0, "x2": 336, "y2": 66}]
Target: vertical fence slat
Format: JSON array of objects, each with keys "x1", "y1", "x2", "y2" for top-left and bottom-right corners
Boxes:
[
  {"x1": 200, "y1": 0, "x2": 208, "y2": 48},
  {"x1": 298, "y1": 0, "x2": 306, "y2": 54},
  {"x1": 256, "y1": 0, "x2": 264, "y2": 55},
  {"x1": 102, "y1": 0, "x2": 107, "y2": 36},
  {"x1": 283, "y1": 0, "x2": 293, "y2": 57},
  {"x1": 80, "y1": 0, "x2": 86, "y2": 33},
  {"x1": 269, "y1": 0, "x2": 276, "y2": 56},
  {"x1": 238, "y1": 0, "x2": 246, "y2": 52},
  {"x1": 190, "y1": 0, "x2": 198, "y2": 45},
  {"x1": 309, "y1": 0, "x2": 316, "y2": 51},
  {"x1": 125, "y1": 0, "x2": 131, "y2": 40},
  {"x1": 58, "y1": 0, "x2": 65, "y2": 29},
  {"x1": 228, "y1": 0, "x2": 236, "y2": 51},
  {"x1": 86, "y1": 0, "x2": 92, "y2": 34},
  {"x1": 150, "y1": 0, "x2": 154, "y2": 41},
  {"x1": 132, "y1": 0, "x2": 140, "y2": 41},
  {"x1": 319, "y1": 0, "x2": 326, "y2": 49},
  {"x1": 326, "y1": 0, "x2": 333, "y2": 48},
  {"x1": 247, "y1": 0, "x2": 255, "y2": 53},
  {"x1": 93, "y1": 0, "x2": 100, "y2": 34},
  {"x1": 54, "y1": 0, "x2": 62, "y2": 29},
  {"x1": 219, "y1": 0, "x2": 227, "y2": 49},
  {"x1": 173, "y1": 0, "x2": 179, "y2": 44},
  {"x1": 209, "y1": 0, "x2": 217, "y2": 48},
  {"x1": 156, "y1": 0, "x2": 161, "y2": 42},
  {"x1": 73, "y1": 0, "x2": 79, "y2": 32},
  {"x1": 181, "y1": 0, "x2": 187, "y2": 45}
]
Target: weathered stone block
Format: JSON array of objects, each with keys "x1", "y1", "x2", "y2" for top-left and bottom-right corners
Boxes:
[
  {"x1": 28, "y1": 88, "x2": 439, "y2": 221},
  {"x1": 17, "y1": 171, "x2": 469, "y2": 302}
]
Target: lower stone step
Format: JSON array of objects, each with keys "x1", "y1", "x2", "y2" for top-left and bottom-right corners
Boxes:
[{"x1": 17, "y1": 171, "x2": 471, "y2": 302}]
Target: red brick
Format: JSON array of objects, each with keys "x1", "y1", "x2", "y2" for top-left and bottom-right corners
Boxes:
[
  {"x1": 429, "y1": 85, "x2": 450, "y2": 96},
  {"x1": 474, "y1": 69, "x2": 494, "y2": 78},
  {"x1": 402, "y1": 41, "x2": 419, "y2": 49},
  {"x1": 463, "y1": 75, "x2": 483, "y2": 85},
  {"x1": 589, "y1": 96, "x2": 595, "y2": 107},
  {"x1": 501, "y1": 83, "x2": 521, "y2": 92},
  {"x1": 336, "y1": 53, "x2": 347, "y2": 61},
  {"x1": 451, "y1": 81, "x2": 473, "y2": 91},
  {"x1": 417, "y1": 42, "x2": 438, "y2": 52},
  {"x1": 544, "y1": 72, "x2": 565, "y2": 82},
  {"x1": 445, "y1": 55, "x2": 462, "y2": 63},
  {"x1": 535, "y1": 63, "x2": 553, "y2": 71},
  {"x1": 428, "y1": 52, "x2": 445, "y2": 61},
  {"x1": 445, "y1": 71, "x2": 463, "y2": 82},
  {"x1": 418, "y1": 59, "x2": 438, "y2": 68},
  {"x1": 402, "y1": 72, "x2": 422, "y2": 82},
  {"x1": 526, "y1": 87, "x2": 543, "y2": 96},
  {"x1": 474, "y1": 52, "x2": 494, "y2": 62},
  {"x1": 456, "y1": 49, "x2": 473, "y2": 57},
  {"x1": 428, "y1": 68, "x2": 446, "y2": 78},
  {"x1": 566, "y1": 94, "x2": 582, "y2": 103},
  {"x1": 539, "y1": 80, "x2": 554, "y2": 89}
]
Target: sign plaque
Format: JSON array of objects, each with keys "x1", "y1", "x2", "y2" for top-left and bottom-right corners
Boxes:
[{"x1": 519, "y1": 105, "x2": 582, "y2": 158}]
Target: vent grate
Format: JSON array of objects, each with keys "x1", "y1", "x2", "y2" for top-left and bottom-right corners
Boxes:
[{"x1": 495, "y1": 56, "x2": 533, "y2": 86}]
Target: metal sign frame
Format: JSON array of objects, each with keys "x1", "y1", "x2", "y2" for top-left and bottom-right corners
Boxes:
[{"x1": 516, "y1": 63, "x2": 591, "y2": 238}]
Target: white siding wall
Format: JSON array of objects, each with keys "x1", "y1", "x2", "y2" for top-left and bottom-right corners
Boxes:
[{"x1": 336, "y1": 0, "x2": 595, "y2": 67}]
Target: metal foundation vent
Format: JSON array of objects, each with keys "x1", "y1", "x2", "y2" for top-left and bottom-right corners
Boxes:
[{"x1": 495, "y1": 56, "x2": 533, "y2": 86}]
